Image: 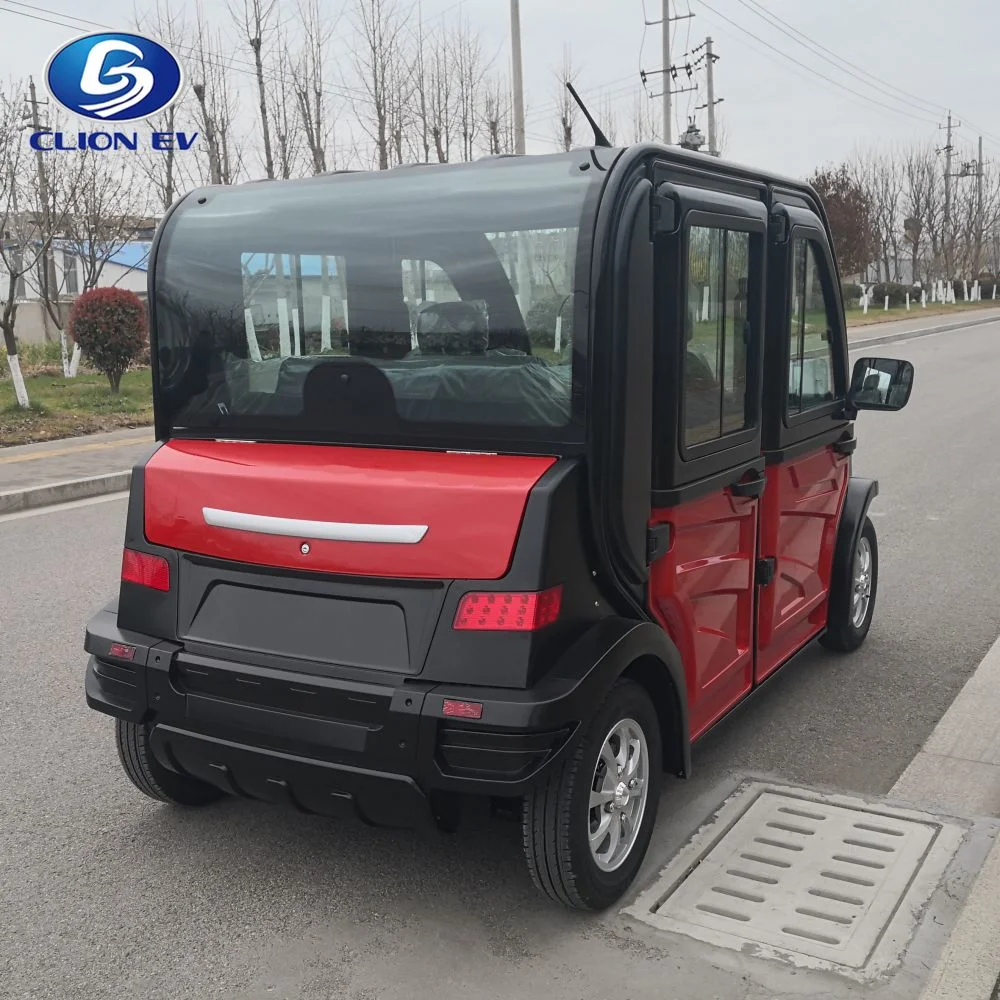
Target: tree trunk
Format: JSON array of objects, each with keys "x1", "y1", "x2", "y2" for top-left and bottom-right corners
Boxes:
[
  {"x1": 59, "y1": 327, "x2": 71, "y2": 377},
  {"x1": 2, "y1": 327, "x2": 30, "y2": 408},
  {"x1": 68, "y1": 343, "x2": 82, "y2": 378},
  {"x1": 252, "y1": 39, "x2": 276, "y2": 179}
]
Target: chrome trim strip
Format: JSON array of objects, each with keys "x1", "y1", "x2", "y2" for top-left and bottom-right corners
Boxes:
[{"x1": 202, "y1": 507, "x2": 428, "y2": 544}]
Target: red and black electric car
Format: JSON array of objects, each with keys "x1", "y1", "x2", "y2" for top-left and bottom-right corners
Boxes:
[{"x1": 84, "y1": 143, "x2": 913, "y2": 910}]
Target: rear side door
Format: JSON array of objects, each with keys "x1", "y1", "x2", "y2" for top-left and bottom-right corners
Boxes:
[
  {"x1": 648, "y1": 179, "x2": 769, "y2": 740},
  {"x1": 756, "y1": 203, "x2": 852, "y2": 681}
]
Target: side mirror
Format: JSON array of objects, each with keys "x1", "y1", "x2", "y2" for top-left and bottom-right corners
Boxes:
[{"x1": 847, "y1": 357, "x2": 914, "y2": 413}]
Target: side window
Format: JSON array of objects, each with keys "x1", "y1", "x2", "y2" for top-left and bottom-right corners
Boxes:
[
  {"x1": 788, "y1": 239, "x2": 837, "y2": 414},
  {"x1": 683, "y1": 226, "x2": 752, "y2": 448}
]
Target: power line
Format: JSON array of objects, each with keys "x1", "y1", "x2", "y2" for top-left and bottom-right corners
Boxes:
[
  {"x1": 689, "y1": 0, "x2": 941, "y2": 128},
  {"x1": 732, "y1": 0, "x2": 943, "y2": 118}
]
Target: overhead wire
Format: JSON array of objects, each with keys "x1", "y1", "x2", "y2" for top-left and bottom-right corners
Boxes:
[{"x1": 689, "y1": 0, "x2": 941, "y2": 128}]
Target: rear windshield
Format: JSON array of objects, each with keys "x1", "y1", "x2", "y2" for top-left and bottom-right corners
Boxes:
[{"x1": 153, "y1": 155, "x2": 600, "y2": 450}]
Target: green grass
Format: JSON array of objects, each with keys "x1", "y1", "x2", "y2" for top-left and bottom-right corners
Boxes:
[{"x1": 0, "y1": 368, "x2": 153, "y2": 446}]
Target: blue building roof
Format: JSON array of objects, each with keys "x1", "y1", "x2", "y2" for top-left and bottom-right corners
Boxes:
[{"x1": 49, "y1": 240, "x2": 152, "y2": 272}]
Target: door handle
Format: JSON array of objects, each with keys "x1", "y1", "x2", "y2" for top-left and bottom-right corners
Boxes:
[{"x1": 730, "y1": 474, "x2": 766, "y2": 499}]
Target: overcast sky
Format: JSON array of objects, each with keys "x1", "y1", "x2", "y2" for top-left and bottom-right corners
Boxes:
[{"x1": 1, "y1": 0, "x2": 997, "y2": 180}]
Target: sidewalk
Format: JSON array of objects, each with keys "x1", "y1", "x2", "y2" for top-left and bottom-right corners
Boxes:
[
  {"x1": 847, "y1": 304, "x2": 1000, "y2": 345},
  {"x1": 2, "y1": 304, "x2": 999, "y2": 513},
  {"x1": 0, "y1": 425, "x2": 153, "y2": 514}
]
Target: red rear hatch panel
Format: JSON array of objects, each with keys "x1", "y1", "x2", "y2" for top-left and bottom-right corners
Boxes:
[{"x1": 144, "y1": 440, "x2": 556, "y2": 580}]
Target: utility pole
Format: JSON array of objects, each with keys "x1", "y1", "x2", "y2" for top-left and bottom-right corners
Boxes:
[
  {"x1": 939, "y1": 111, "x2": 960, "y2": 276},
  {"x1": 510, "y1": 0, "x2": 526, "y2": 155},
  {"x1": 25, "y1": 77, "x2": 54, "y2": 339},
  {"x1": 661, "y1": 0, "x2": 671, "y2": 145},
  {"x1": 639, "y1": 1, "x2": 695, "y2": 145},
  {"x1": 705, "y1": 37, "x2": 717, "y2": 155},
  {"x1": 977, "y1": 135, "x2": 984, "y2": 276}
]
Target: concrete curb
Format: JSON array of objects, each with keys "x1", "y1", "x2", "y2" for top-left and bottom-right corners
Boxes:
[
  {"x1": 848, "y1": 312, "x2": 1000, "y2": 350},
  {"x1": 890, "y1": 633, "x2": 1000, "y2": 1000},
  {"x1": 0, "y1": 471, "x2": 132, "y2": 515}
]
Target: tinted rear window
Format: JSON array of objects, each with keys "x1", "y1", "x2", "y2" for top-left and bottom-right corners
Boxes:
[{"x1": 153, "y1": 156, "x2": 601, "y2": 450}]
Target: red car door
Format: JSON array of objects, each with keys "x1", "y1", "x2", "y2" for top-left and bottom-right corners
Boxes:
[
  {"x1": 647, "y1": 183, "x2": 769, "y2": 740},
  {"x1": 756, "y1": 218, "x2": 852, "y2": 682}
]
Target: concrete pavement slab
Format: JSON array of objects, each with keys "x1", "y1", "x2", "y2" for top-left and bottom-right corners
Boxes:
[{"x1": 0, "y1": 426, "x2": 151, "y2": 500}]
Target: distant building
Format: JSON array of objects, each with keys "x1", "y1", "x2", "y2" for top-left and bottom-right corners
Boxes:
[{"x1": 0, "y1": 241, "x2": 151, "y2": 345}]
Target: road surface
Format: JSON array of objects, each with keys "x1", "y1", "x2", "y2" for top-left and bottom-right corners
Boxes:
[{"x1": 2, "y1": 319, "x2": 999, "y2": 999}]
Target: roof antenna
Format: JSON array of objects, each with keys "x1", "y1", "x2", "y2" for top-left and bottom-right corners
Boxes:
[{"x1": 565, "y1": 82, "x2": 612, "y2": 148}]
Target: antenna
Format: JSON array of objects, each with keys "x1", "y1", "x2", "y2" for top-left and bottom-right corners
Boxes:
[{"x1": 565, "y1": 82, "x2": 612, "y2": 149}]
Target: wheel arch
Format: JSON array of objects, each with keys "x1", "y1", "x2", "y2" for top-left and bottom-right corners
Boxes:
[
  {"x1": 828, "y1": 476, "x2": 879, "y2": 620},
  {"x1": 560, "y1": 618, "x2": 691, "y2": 780}
]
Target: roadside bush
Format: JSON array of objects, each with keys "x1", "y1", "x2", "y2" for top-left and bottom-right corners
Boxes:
[
  {"x1": 68, "y1": 288, "x2": 148, "y2": 392},
  {"x1": 867, "y1": 282, "x2": 915, "y2": 308}
]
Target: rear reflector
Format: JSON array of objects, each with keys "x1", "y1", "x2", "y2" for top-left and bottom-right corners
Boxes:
[
  {"x1": 453, "y1": 586, "x2": 562, "y2": 631},
  {"x1": 107, "y1": 643, "x2": 137, "y2": 661},
  {"x1": 121, "y1": 549, "x2": 170, "y2": 592},
  {"x1": 442, "y1": 699, "x2": 484, "y2": 720}
]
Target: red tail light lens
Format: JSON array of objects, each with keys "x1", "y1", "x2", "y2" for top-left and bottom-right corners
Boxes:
[
  {"x1": 453, "y1": 586, "x2": 563, "y2": 632},
  {"x1": 121, "y1": 549, "x2": 170, "y2": 592}
]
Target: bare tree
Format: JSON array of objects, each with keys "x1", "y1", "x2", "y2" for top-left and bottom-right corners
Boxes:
[
  {"x1": 351, "y1": 0, "x2": 411, "y2": 171},
  {"x1": 630, "y1": 93, "x2": 658, "y2": 143},
  {"x1": 0, "y1": 85, "x2": 31, "y2": 406},
  {"x1": 17, "y1": 102, "x2": 90, "y2": 378},
  {"x1": 852, "y1": 148, "x2": 904, "y2": 281},
  {"x1": 290, "y1": 0, "x2": 338, "y2": 174},
  {"x1": 482, "y1": 73, "x2": 514, "y2": 155},
  {"x1": 135, "y1": 2, "x2": 198, "y2": 210},
  {"x1": 229, "y1": 0, "x2": 280, "y2": 180},
  {"x1": 422, "y1": 33, "x2": 455, "y2": 162},
  {"x1": 598, "y1": 94, "x2": 619, "y2": 146},
  {"x1": 452, "y1": 16, "x2": 489, "y2": 162},
  {"x1": 269, "y1": 25, "x2": 304, "y2": 180},
  {"x1": 902, "y1": 143, "x2": 943, "y2": 283},
  {"x1": 191, "y1": 5, "x2": 244, "y2": 186},
  {"x1": 554, "y1": 48, "x2": 578, "y2": 152},
  {"x1": 0, "y1": 81, "x2": 72, "y2": 407}
]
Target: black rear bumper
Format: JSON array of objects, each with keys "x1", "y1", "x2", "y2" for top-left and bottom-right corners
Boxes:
[{"x1": 84, "y1": 605, "x2": 597, "y2": 828}]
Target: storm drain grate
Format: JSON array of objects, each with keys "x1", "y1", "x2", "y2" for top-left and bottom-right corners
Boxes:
[{"x1": 625, "y1": 783, "x2": 964, "y2": 978}]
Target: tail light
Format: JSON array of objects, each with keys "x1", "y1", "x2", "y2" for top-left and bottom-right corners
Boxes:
[
  {"x1": 453, "y1": 586, "x2": 562, "y2": 632},
  {"x1": 121, "y1": 548, "x2": 170, "y2": 592}
]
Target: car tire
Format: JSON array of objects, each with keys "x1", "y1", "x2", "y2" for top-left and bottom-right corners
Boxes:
[
  {"x1": 115, "y1": 720, "x2": 223, "y2": 807},
  {"x1": 522, "y1": 679, "x2": 662, "y2": 911},
  {"x1": 820, "y1": 515, "x2": 879, "y2": 654}
]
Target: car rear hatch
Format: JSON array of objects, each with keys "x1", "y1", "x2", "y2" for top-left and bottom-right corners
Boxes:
[{"x1": 143, "y1": 439, "x2": 556, "y2": 678}]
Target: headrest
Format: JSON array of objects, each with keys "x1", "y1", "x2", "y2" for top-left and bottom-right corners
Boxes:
[{"x1": 416, "y1": 300, "x2": 489, "y2": 355}]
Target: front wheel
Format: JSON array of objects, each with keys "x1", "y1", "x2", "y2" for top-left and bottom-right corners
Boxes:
[
  {"x1": 522, "y1": 679, "x2": 662, "y2": 911},
  {"x1": 821, "y1": 515, "x2": 879, "y2": 653}
]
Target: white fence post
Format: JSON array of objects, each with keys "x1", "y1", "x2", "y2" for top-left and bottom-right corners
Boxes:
[
  {"x1": 906, "y1": 292, "x2": 911, "y2": 311},
  {"x1": 277, "y1": 298, "x2": 291, "y2": 356},
  {"x1": 243, "y1": 308, "x2": 262, "y2": 362}
]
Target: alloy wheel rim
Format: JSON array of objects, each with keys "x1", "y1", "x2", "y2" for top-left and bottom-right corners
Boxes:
[
  {"x1": 851, "y1": 535, "x2": 873, "y2": 628},
  {"x1": 588, "y1": 717, "x2": 649, "y2": 873}
]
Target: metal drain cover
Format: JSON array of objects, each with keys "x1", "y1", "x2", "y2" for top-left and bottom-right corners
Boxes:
[{"x1": 626, "y1": 783, "x2": 964, "y2": 979}]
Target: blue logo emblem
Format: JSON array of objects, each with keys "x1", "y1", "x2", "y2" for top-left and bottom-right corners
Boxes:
[{"x1": 45, "y1": 32, "x2": 184, "y2": 123}]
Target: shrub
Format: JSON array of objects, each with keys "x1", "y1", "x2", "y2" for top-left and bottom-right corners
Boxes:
[{"x1": 68, "y1": 288, "x2": 148, "y2": 392}]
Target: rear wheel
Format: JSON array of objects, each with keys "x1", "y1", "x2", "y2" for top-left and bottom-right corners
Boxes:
[
  {"x1": 115, "y1": 720, "x2": 223, "y2": 806},
  {"x1": 821, "y1": 515, "x2": 879, "y2": 653},
  {"x1": 522, "y1": 679, "x2": 662, "y2": 910}
]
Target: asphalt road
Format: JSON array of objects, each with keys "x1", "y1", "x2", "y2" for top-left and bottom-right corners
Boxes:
[{"x1": 3, "y1": 320, "x2": 1000, "y2": 1000}]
